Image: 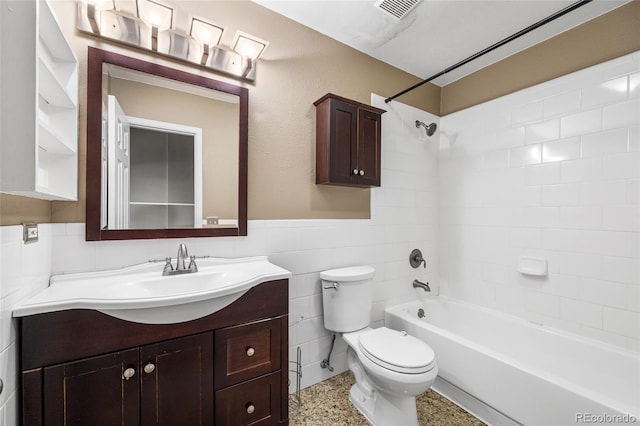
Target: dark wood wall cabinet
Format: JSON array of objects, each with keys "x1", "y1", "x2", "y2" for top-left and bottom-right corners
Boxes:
[
  {"x1": 314, "y1": 93, "x2": 385, "y2": 187},
  {"x1": 19, "y1": 280, "x2": 289, "y2": 426}
]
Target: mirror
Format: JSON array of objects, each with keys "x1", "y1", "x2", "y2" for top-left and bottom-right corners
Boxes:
[{"x1": 86, "y1": 47, "x2": 248, "y2": 240}]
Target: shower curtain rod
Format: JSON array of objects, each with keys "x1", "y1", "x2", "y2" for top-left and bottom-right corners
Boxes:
[{"x1": 384, "y1": 0, "x2": 593, "y2": 104}]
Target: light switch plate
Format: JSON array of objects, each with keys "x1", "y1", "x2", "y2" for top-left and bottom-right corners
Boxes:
[{"x1": 23, "y1": 223, "x2": 38, "y2": 244}]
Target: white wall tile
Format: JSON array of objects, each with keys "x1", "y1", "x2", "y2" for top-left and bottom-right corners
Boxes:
[
  {"x1": 603, "y1": 99, "x2": 640, "y2": 130},
  {"x1": 581, "y1": 77, "x2": 628, "y2": 108},
  {"x1": 509, "y1": 144, "x2": 541, "y2": 167},
  {"x1": 525, "y1": 119, "x2": 559, "y2": 144},
  {"x1": 560, "y1": 158, "x2": 602, "y2": 183},
  {"x1": 603, "y1": 307, "x2": 639, "y2": 338},
  {"x1": 560, "y1": 298, "x2": 603, "y2": 329},
  {"x1": 543, "y1": 90, "x2": 581, "y2": 118},
  {"x1": 540, "y1": 229, "x2": 580, "y2": 252},
  {"x1": 603, "y1": 204, "x2": 638, "y2": 232},
  {"x1": 560, "y1": 109, "x2": 602, "y2": 138},
  {"x1": 630, "y1": 72, "x2": 640, "y2": 99},
  {"x1": 581, "y1": 128, "x2": 628, "y2": 158},
  {"x1": 580, "y1": 278, "x2": 628, "y2": 309},
  {"x1": 542, "y1": 137, "x2": 580, "y2": 163},
  {"x1": 602, "y1": 152, "x2": 639, "y2": 180},
  {"x1": 541, "y1": 183, "x2": 580, "y2": 206},
  {"x1": 525, "y1": 163, "x2": 560, "y2": 185},
  {"x1": 602, "y1": 256, "x2": 639, "y2": 284}
]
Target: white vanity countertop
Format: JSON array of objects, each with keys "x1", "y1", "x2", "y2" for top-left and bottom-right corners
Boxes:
[{"x1": 13, "y1": 256, "x2": 292, "y2": 324}]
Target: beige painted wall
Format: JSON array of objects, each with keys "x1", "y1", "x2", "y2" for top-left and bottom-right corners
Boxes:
[{"x1": 1, "y1": 0, "x2": 638, "y2": 225}]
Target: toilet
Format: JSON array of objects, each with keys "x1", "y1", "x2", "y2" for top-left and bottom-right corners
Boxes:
[{"x1": 321, "y1": 266, "x2": 437, "y2": 426}]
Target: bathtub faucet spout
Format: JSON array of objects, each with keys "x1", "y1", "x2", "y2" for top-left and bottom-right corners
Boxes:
[{"x1": 413, "y1": 279, "x2": 431, "y2": 292}]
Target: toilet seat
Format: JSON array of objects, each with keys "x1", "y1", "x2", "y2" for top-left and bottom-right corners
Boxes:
[{"x1": 358, "y1": 328, "x2": 435, "y2": 374}]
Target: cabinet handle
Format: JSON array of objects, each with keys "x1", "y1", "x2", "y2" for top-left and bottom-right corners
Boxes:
[
  {"x1": 352, "y1": 168, "x2": 358, "y2": 175},
  {"x1": 359, "y1": 169, "x2": 365, "y2": 176},
  {"x1": 246, "y1": 347, "x2": 255, "y2": 357},
  {"x1": 143, "y1": 363, "x2": 156, "y2": 374},
  {"x1": 246, "y1": 403, "x2": 255, "y2": 414},
  {"x1": 122, "y1": 367, "x2": 136, "y2": 380}
]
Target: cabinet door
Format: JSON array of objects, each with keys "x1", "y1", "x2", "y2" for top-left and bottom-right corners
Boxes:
[
  {"x1": 357, "y1": 108, "x2": 382, "y2": 187},
  {"x1": 329, "y1": 98, "x2": 359, "y2": 184},
  {"x1": 140, "y1": 332, "x2": 214, "y2": 426},
  {"x1": 43, "y1": 348, "x2": 140, "y2": 426}
]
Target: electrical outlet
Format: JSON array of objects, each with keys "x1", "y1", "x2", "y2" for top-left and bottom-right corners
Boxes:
[{"x1": 23, "y1": 223, "x2": 38, "y2": 244}]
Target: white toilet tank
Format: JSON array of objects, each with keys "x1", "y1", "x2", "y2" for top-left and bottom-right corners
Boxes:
[{"x1": 321, "y1": 266, "x2": 375, "y2": 333}]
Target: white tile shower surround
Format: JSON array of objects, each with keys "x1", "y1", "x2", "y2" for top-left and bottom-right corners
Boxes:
[
  {"x1": 0, "y1": 52, "x2": 638, "y2": 425},
  {"x1": 439, "y1": 51, "x2": 639, "y2": 352}
]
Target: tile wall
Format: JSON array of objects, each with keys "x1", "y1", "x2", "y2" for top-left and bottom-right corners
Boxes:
[
  {"x1": 439, "y1": 52, "x2": 639, "y2": 351},
  {"x1": 0, "y1": 225, "x2": 52, "y2": 425},
  {"x1": 0, "y1": 92, "x2": 439, "y2": 423}
]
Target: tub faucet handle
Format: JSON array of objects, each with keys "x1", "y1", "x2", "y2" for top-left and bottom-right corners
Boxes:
[{"x1": 410, "y1": 249, "x2": 426, "y2": 269}]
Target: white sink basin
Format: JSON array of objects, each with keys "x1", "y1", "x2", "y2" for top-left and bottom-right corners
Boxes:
[{"x1": 12, "y1": 256, "x2": 291, "y2": 324}]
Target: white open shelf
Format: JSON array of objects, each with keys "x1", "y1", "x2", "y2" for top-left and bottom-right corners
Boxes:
[{"x1": 1, "y1": 0, "x2": 78, "y2": 201}]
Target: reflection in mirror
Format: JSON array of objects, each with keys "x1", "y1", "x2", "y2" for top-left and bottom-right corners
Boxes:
[{"x1": 87, "y1": 48, "x2": 248, "y2": 241}]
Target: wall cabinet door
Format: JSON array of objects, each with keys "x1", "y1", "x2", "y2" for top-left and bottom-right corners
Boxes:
[
  {"x1": 140, "y1": 333, "x2": 214, "y2": 426},
  {"x1": 315, "y1": 93, "x2": 384, "y2": 187},
  {"x1": 43, "y1": 349, "x2": 140, "y2": 426}
]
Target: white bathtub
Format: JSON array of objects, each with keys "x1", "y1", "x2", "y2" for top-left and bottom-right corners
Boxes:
[{"x1": 385, "y1": 297, "x2": 640, "y2": 426}]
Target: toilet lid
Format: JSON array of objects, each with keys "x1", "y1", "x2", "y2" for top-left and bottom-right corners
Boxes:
[{"x1": 359, "y1": 328, "x2": 435, "y2": 374}]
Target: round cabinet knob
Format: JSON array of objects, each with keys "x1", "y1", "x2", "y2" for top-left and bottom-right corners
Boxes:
[
  {"x1": 122, "y1": 367, "x2": 136, "y2": 380},
  {"x1": 246, "y1": 404, "x2": 255, "y2": 414},
  {"x1": 359, "y1": 169, "x2": 365, "y2": 176},
  {"x1": 143, "y1": 363, "x2": 156, "y2": 374},
  {"x1": 352, "y1": 168, "x2": 358, "y2": 175},
  {"x1": 246, "y1": 347, "x2": 255, "y2": 357}
]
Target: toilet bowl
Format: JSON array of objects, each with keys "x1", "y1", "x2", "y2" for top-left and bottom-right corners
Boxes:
[{"x1": 321, "y1": 266, "x2": 438, "y2": 426}]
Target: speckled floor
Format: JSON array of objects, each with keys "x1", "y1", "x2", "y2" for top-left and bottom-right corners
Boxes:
[{"x1": 289, "y1": 371, "x2": 485, "y2": 426}]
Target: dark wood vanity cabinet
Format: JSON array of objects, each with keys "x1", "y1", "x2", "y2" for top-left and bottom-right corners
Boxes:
[
  {"x1": 19, "y1": 280, "x2": 289, "y2": 426},
  {"x1": 314, "y1": 93, "x2": 385, "y2": 187}
]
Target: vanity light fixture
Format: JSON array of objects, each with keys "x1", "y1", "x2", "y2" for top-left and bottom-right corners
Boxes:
[
  {"x1": 85, "y1": 0, "x2": 115, "y2": 34},
  {"x1": 76, "y1": 0, "x2": 268, "y2": 81},
  {"x1": 136, "y1": 0, "x2": 173, "y2": 51},
  {"x1": 190, "y1": 18, "x2": 224, "y2": 66},
  {"x1": 231, "y1": 31, "x2": 269, "y2": 77}
]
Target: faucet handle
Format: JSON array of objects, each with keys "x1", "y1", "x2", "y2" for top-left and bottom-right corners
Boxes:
[
  {"x1": 409, "y1": 249, "x2": 426, "y2": 269},
  {"x1": 188, "y1": 255, "x2": 198, "y2": 272},
  {"x1": 162, "y1": 257, "x2": 174, "y2": 276}
]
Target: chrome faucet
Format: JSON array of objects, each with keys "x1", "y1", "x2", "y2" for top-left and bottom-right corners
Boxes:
[
  {"x1": 413, "y1": 279, "x2": 431, "y2": 292},
  {"x1": 176, "y1": 243, "x2": 188, "y2": 271},
  {"x1": 162, "y1": 243, "x2": 198, "y2": 276}
]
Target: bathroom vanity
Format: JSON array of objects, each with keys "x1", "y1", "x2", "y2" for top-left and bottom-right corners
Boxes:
[{"x1": 15, "y1": 258, "x2": 290, "y2": 425}]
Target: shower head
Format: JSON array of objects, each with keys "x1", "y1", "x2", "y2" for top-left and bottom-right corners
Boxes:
[{"x1": 415, "y1": 120, "x2": 437, "y2": 136}]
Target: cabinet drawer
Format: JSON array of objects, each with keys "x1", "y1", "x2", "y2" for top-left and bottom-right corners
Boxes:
[
  {"x1": 215, "y1": 317, "x2": 282, "y2": 389},
  {"x1": 215, "y1": 372, "x2": 281, "y2": 426}
]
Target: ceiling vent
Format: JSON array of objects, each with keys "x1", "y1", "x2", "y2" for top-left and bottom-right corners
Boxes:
[{"x1": 374, "y1": 0, "x2": 422, "y2": 21}]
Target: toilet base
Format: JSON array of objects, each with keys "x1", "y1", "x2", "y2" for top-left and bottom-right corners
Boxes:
[{"x1": 349, "y1": 383, "x2": 419, "y2": 426}]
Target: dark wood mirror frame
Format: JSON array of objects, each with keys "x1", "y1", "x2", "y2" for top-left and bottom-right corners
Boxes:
[{"x1": 86, "y1": 47, "x2": 248, "y2": 240}]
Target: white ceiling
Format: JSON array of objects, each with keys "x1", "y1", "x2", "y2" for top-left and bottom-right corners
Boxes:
[{"x1": 254, "y1": 0, "x2": 630, "y2": 86}]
